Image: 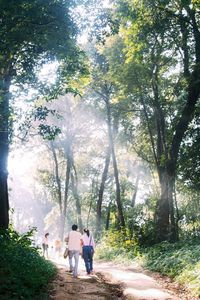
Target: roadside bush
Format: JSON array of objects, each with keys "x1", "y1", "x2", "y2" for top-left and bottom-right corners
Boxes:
[
  {"x1": 96, "y1": 230, "x2": 200, "y2": 298},
  {"x1": 177, "y1": 262, "x2": 200, "y2": 297},
  {"x1": 141, "y1": 239, "x2": 200, "y2": 298},
  {"x1": 0, "y1": 227, "x2": 57, "y2": 300},
  {"x1": 95, "y1": 229, "x2": 139, "y2": 262}
]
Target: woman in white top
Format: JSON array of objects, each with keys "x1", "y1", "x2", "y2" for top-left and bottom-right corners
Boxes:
[
  {"x1": 42, "y1": 233, "x2": 49, "y2": 258},
  {"x1": 81, "y1": 228, "x2": 95, "y2": 275}
]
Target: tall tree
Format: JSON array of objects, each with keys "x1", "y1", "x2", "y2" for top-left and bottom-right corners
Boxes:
[
  {"x1": 47, "y1": 95, "x2": 85, "y2": 239},
  {"x1": 96, "y1": 147, "x2": 111, "y2": 237},
  {"x1": 0, "y1": 0, "x2": 82, "y2": 228},
  {"x1": 88, "y1": 49, "x2": 126, "y2": 228},
  {"x1": 110, "y1": 0, "x2": 200, "y2": 241}
]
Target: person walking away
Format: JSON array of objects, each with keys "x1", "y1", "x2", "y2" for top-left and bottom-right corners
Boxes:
[
  {"x1": 82, "y1": 228, "x2": 95, "y2": 275},
  {"x1": 54, "y1": 238, "x2": 62, "y2": 259},
  {"x1": 65, "y1": 224, "x2": 82, "y2": 278},
  {"x1": 42, "y1": 233, "x2": 49, "y2": 259}
]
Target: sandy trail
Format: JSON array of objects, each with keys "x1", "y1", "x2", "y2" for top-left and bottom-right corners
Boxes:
[
  {"x1": 95, "y1": 261, "x2": 179, "y2": 300},
  {"x1": 48, "y1": 257, "x2": 185, "y2": 300},
  {"x1": 49, "y1": 258, "x2": 123, "y2": 300}
]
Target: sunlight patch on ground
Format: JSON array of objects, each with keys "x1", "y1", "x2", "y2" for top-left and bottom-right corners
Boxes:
[
  {"x1": 49, "y1": 258, "x2": 178, "y2": 299},
  {"x1": 103, "y1": 268, "x2": 155, "y2": 283},
  {"x1": 124, "y1": 287, "x2": 175, "y2": 300},
  {"x1": 95, "y1": 262, "x2": 178, "y2": 300}
]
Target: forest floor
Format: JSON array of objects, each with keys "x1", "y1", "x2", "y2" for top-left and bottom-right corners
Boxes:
[{"x1": 48, "y1": 257, "x2": 196, "y2": 300}]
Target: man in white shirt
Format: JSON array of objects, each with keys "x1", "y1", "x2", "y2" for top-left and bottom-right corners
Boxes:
[{"x1": 65, "y1": 224, "x2": 82, "y2": 278}]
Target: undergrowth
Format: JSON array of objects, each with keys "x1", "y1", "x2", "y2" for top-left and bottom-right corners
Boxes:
[
  {"x1": 0, "y1": 228, "x2": 57, "y2": 300},
  {"x1": 96, "y1": 230, "x2": 200, "y2": 298},
  {"x1": 142, "y1": 239, "x2": 200, "y2": 298}
]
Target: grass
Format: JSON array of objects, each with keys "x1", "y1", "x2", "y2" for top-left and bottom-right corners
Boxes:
[
  {"x1": 0, "y1": 228, "x2": 57, "y2": 300},
  {"x1": 141, "y1": 239, "x2": 200, "y2": 297},
  {"x1": 96, "y1": 231, "x2": 200, "y2": 298}
]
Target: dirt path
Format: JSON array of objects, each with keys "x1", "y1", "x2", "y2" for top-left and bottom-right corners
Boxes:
[
  {"x1": 48, "y1": 258, "x2": 190, "y2": 300},
  {"x1": 49, "y1": 259, "x2": 123, "y2": 300},
  {"x1": 95, "y1": 261, "x2": 179, "y2": 300}
]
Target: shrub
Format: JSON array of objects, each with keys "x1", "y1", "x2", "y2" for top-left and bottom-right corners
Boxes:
[
  {"x1": 141, "y1": 239, "x2": 200, "y2": 298},
  {"x1": 95, "y1": 229, "x2": 139, "y2": 262},
  {"x1": 96, "y1": 230, "x2": 200, "y2": 298},
  {"x1": 0, "y1": 227, "x2": 57, "y2": 300}
]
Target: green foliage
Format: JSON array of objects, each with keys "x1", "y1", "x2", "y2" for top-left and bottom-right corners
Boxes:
[
  {"x1": 0, "y1": 227, "x2": 57, "y2": 300},
  {"x1": 96, "y1": 229, "x2": 140, "y2": 262},
  {"x1": 178, "y1": 110, "x2": 200, "y2": 191},
  {"x1": 177, "y1": 262, "x2": 200, "y2": 297},
  {"x1": 97, "y1": 230, "x2": 200, "y2": 297},
  {"x1": 0, "y1": 0, "x2": 81, "y2": 90},
  {"x1": 38, "y1": 124, "x2": 61, "y2": 140},
  {"x1": 125, "y1": 198, "x2": 158, "y2": 246},
  {"x1": 0, "y1": 0, "x2": 89, "y2": 144},
  {"x1": 179, "y1": 220, "x2": 200, "y2": 239},
  {"x1": 141, "y1": 239, "x2": 200, "y2": 297}
]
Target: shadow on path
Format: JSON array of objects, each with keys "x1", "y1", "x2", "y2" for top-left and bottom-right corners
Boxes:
[
  {"x1": 49, "y1": 258, "x2": 183, "y2": 300},
  {"x1": 95, "y1": 261, "x2": 179, "y2": 300},
  {"x1": 49, "y1": 258, "x2": 124, "y2": 300}
]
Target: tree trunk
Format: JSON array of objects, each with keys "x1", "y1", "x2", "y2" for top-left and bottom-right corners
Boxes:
[
  {"x1": 168, "y1": 174, "x2": 178, "y2": 242},
  {"x1": 105, "y1": 201, "x2": 111, "y2": 231},
  {"x1": 155, "y1": 168, "x2": 170, "y2": 241},
  {"x1": 96, "y1": 147, "x2": 111, "y2": 238},
  {"x1": 131, "y1": 174, "x2": 140, "y2": 207},
  {"x1": 61, "y1": 143, "x2": 72, "y2": 240},
  {"x1": 86, "y1": 198, "x2": 92, "y2": 229},
  {"x1": 60, "y1": 213, "x2": 66, "y2": 242},
  {"x1": 105, "y1": 97, "x2": 125, "y2": 228},
  {"x1": 50, "y1": 141, "x2": 65, "y2": 239},
  {"x1": 0, "y1": 73, "x2": 11, "y2": 229},
  {"x1": 50, "y1": 141, "x2": 62, "y2": 214},
  {"x1": 155, "y1": 164, "x2": 179, "y2": 242},
  {"x1": 71, "y1": 171, "x2": 83, "y2": 232},
  {"x1": 146, "y1": 60, "x2": 179, "y2": 242}
]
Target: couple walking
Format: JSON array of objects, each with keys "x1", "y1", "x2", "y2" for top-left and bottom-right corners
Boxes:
[{"x1": 66, "y1": 224, "x2": 95, "y2": 278}]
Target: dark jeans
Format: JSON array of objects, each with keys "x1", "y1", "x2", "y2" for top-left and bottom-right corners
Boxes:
[
  {"x1": 42, "y1": 244, "x2": 48, "y2": 258},
  {"x1": 82, "y1": 245, "x2": 94, "y2": 274}
]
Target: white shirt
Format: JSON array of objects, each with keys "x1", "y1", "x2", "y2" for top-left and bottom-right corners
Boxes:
[
  {"x1": 67, "y1": 230, "x2": 82, "y2": 251},
  {"x1": 42, "y1": 237, "x2": 48, "y2": 245}
]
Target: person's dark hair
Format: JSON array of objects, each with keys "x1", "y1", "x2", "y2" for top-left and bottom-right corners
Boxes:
[
  {"x1": 84, "y1": 228, "x2": 90, "y2": 237},
  {"x1": 72, "y1": 224, "x2": 78, "y2": 231},
  {"x1": 45, "y1": 233, "x2": 49, "y2": 237}
]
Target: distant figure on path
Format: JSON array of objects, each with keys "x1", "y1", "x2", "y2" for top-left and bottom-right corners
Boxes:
[
  {"x1": 65, "y1": 224, "x2": 82, "y2": 278},
  {"x1": 82, "y1": 228, "x2": 95, "y2": 275},
  {"x1": 54, "y1": 238, "x2": 62, "y2": 259},
  {"x1": 42, "y1": 233, "x2": 49, "y2": 259}
]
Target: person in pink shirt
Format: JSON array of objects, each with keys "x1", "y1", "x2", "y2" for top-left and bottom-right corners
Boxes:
[
  {"x1": 81, "y1": 228, "x2": 95, "y2": 275},
  {"x1": 42, "y1": 233, "x2": 49, "y2": 259},
  {"x1": 65, "y1": 224, "x2": 82, "y2": 278}
]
